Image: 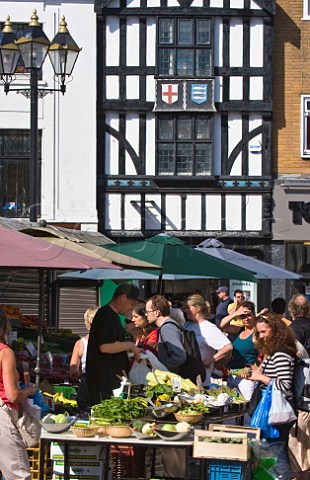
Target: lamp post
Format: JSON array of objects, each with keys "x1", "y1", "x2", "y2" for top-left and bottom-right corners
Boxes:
[{"x1": 0, "y1": 11, "x2": 81, "y2": 222}]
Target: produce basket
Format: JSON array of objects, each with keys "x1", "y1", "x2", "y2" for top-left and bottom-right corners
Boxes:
[
  {"x1": 106, "y1": 425, "x2": 132, "y2": 438},
  {"x1": 193, "y1": 425, "x2": 260, "y2": 461},
  {"x1": 174, "y1": 412, "x2": 203, "y2": 424},
  {"x1": 70, "y1": 426, "x2": 99, "y2": 437}
]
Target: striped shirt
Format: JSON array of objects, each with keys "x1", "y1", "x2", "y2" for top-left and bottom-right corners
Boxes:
[{"x1": 261, "y1": 351, "x2": 295, "y2": 399}]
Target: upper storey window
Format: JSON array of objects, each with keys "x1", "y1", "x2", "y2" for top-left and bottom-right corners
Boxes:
[
  {"x1": 303, "y1": 0, "x2": 310, "y2": 19},
  {"x1": 157, "y1": 18, "x2": 213, "y2": 77}
]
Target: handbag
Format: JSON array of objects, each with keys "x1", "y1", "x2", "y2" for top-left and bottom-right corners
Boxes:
[
  {"x1": 268, "y1": 381, "x2": 297, "y2": 425},
  {"x1": 0, "y1": 397, "x2": 41, "y2": 447}
]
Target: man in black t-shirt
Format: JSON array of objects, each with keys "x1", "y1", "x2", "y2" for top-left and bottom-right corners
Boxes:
[{"x1": 86, "y1": 284, "x2": 140, "y2": 404}]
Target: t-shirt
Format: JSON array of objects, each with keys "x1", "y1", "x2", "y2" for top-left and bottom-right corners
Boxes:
[
  {"x1": 261, "y1": 351, "x2": 295, "y2": 400},
  {"x1": 229, "y1": 329, "x2": 258, "y2": 369},
  {"x1": 215, "y1": 297, "x2": 234, "y2": 327},
  {"x1": 185, "y1": 320, "x2": 231, "y2": 385},
  {"x1": 227, "y1": 302, "x2": 244, "y2": 327},
  {"x1": 86, "y1": 305, "x2": 130, "y2": 396}
]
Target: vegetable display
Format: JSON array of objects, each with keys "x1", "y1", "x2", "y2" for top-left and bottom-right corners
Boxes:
[{"x1": 91, "y1": 396, "x2": 148, "y2": 423}]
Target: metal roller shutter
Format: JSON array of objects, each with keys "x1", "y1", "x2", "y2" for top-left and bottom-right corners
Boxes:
[
  {"x1": 0, "y1": 268, "x2": 47, "y2": 317},
  {"x1": 58, "y1": 286, "x2": 99, "y2": 338}
]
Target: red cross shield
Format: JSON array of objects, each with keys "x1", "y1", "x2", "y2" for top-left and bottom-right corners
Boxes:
[{"x1": 162, "y1": 84, "x2": 178, "y2": 104}]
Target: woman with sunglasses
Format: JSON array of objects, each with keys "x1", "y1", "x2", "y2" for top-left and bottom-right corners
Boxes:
[
  {"x1": 221, "y1": 301, "x2": 259, "y2": 400},
  {"x1": 241, "y1": 313, "x2": 297, "y2": 480}
]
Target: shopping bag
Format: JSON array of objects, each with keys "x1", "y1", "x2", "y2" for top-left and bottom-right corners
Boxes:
[
  {"x1": 129, "y1": 351, "x2": 168, "y2": 385},
  {"x1": 251, "y1": 382, "x2": 273, "y2": 431},
  {"x1": 268, "y1": 382, "x2": 296, "y2": 424}
]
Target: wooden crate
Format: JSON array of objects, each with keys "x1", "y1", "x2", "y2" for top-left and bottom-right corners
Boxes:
[{"x1": 193, "y1": 425, "x2": 260, "y2": 462}]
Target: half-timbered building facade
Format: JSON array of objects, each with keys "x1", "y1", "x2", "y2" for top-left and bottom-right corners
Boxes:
[{"x1": 95, "y1": 0, "x2": 275, "y2": 270}]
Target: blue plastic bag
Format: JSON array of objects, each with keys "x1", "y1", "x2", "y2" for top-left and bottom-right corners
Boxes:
[{"x1": 250, "y1": 382, "x2": 279, "y2": 439}]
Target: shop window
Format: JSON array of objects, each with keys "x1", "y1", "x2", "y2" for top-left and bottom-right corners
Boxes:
[
  {"x1": 0, "y1": 130, "x2": 41, "y2": 218},
  {"x1": 157, "y1": 18, "x2": 213, "y2": 77},
  {"x1": 157, "y1": 114, "x2": 212, "y2": 176},
  {"x1": 301, "y1": 96, "x2": 310, "y2": 157}
]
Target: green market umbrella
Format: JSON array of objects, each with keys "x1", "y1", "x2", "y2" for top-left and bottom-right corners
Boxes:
[{"x1": 104, "y1": 234, "x2": 258, "y2": 290}]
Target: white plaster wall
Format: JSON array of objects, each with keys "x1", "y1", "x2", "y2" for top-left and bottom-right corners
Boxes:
[
  {"x1": 250, "y1": 18, "x2": 263, "y2": 67},
  {"x1": 246, "y1": 195, "x2": 262, "y2": 230},
  {"x1": 250, "y1": 77, "x2": 263, "y2": 100},
  {"x1": 105, "y1": 113, "x2": 119, "y2": 175},
  {"x1": 250, "y1": 0, "x2": 261, "y2": 10},
  {"x1": 145, "y1": 113, "x2": 156, "y2": 175},
  {"x1": 213, "y1": 18, "x2": 223, "y2": 68},
  {"x1": 0, "y1": 1, "x2": 97, "y2": 224},
  {"x1": 248, "y1": 114, "x2": 263, "y2": 176},
  {"x1": 106, "y1": 76, "x2": 120, "y2": 99},
  {"x1": 186, "y1": 196, "x2": 201, "y2": 230},
  {"x1": 167, "y1": 0, "x2": 180, "y2": 6},
  {"x1": 127, "y1": 0, "x2": 141, "y2": 7},
  {"x1": 124, "y1": 194, "x2": 141, "y2": 230},
  {"x1": 125, "y1": 113, "x2": 139, "y2": 174},
  {"x1": 230, "y1": 0, "x2": 244, "y2": 8},
  {"x1": 106, "y1": 17, "x2": 120, "y2": 66},
  {"x1": 210, "y1": 0, "x2": 223, "y2": 7},
  {"x1": 147, "y1": 0, "x2": 161, "y2": 6},
  {"x1": 146, "y1": 18, "x2": 156, "y2": 67},
  {"x1": 146, "y1": 76, "x2": 156, "y2": 101},
  {"x1": 229, "y1": 19, "x2": 243, "y2": 67},
  {"x1": 165, "y1": 196, "x2": 181, "y2": 230},
  {"x1": 230, "y1": 77, "x2": 243, "y2": 100},
  {"x1": 105, "y1": 194, "x2": 122, "y2": 229},
  {"x1": 205, "y1": 195, "x2": 222, "y2": 230},
  {"x1": 126, "y1": 76, "x2": 140, "y2": 99},
  {"x1": 145, "y1": 194, "x2": 162, "y2": 229},
  {"x1": 191, "y1": 0, "x2": 204, "y2": 6},
  {"x1": 226, "y1": 195, "x2": 242, "y2": 230},
  {"x1": 228, "y1": 113, "x2": 242, "y2": 176},
  {"x1": 126, "y1": 18, "x2": 140, "y2": 66}
]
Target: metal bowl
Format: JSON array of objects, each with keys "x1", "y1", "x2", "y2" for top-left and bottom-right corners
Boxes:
[
  {"x1": 149, "y1": 402, "x2": 179, "y2": 419},
  {"x1": 153, "y1": 425, "x2": 192, "y2": 441},
  {"x1": 41, "y1": 416, "x2": 78, "y2": 433}
]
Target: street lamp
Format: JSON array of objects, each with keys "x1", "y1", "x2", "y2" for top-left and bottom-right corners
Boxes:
[{"x1": 0, "y1": 11, "x2": 81, "y2": 222}]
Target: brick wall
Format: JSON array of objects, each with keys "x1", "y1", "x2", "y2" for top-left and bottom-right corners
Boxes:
[{"x1": 273, "y1": 0, "x2": 310, "y2": 174}]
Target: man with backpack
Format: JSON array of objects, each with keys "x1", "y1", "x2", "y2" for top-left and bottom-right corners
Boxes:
[{"x1": 145, "y1": 295, "x2": 187, "y2": 374}]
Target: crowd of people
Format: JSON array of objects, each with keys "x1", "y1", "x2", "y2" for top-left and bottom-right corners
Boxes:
[
  {"x1": 0, "y1": 283, "x2": 309, "y2": 480},
  {"x1": 69, "y1": 284, "x2": 310, "y2": 480}
]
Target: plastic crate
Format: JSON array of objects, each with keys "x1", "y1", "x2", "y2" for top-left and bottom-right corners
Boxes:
[
  {"x1": 110, "y1": 445, "x2": 147, "y2": 479},
  {"x1": 207, "y1": 459, "x2": 252, "y2": 480},
  {"x1": 27, "y1": 444, "x2": 53, "y2": 480}
]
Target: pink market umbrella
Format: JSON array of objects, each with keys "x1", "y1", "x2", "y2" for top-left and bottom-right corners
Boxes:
[{"x1": 0, "y1": 224, "x2": 122, "y2": 384}]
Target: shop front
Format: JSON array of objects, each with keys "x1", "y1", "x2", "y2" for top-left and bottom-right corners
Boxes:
[{"x1": 273, "y1": 180, "x2": 310, "y2": 298}]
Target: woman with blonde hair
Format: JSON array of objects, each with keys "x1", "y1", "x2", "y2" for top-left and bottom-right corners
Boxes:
[
  {"x1": 70, "y1": 306, "x2": 99, "y2": 411},
  {"x1": 0, "y1": 307, "x2": 36, "y2": 480},
  {"x1": 184, "y1": 294, "x2": 232, "y2": 385}
]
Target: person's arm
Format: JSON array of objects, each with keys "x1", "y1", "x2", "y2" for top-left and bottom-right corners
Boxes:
[
  {"x1": 69, "y1": 339, "x2": 83, "y2": 381},
  {"x1": 99, "y1": 341, "x2": 141, "y2": 361},
  {"x1": 211, "y1": 343, "x2": 233, "y2": 365},
  {"x1": 220, "y1": 305, "x2": 251, "y2": 333},
  {"x1": 2, "y1": 348, "x2": 36, "y2": 403}
]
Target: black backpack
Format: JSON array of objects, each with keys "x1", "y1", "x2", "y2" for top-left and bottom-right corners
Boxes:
[{"x1": 160, "y1": 321, "x2": 206, "y2": 383}]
